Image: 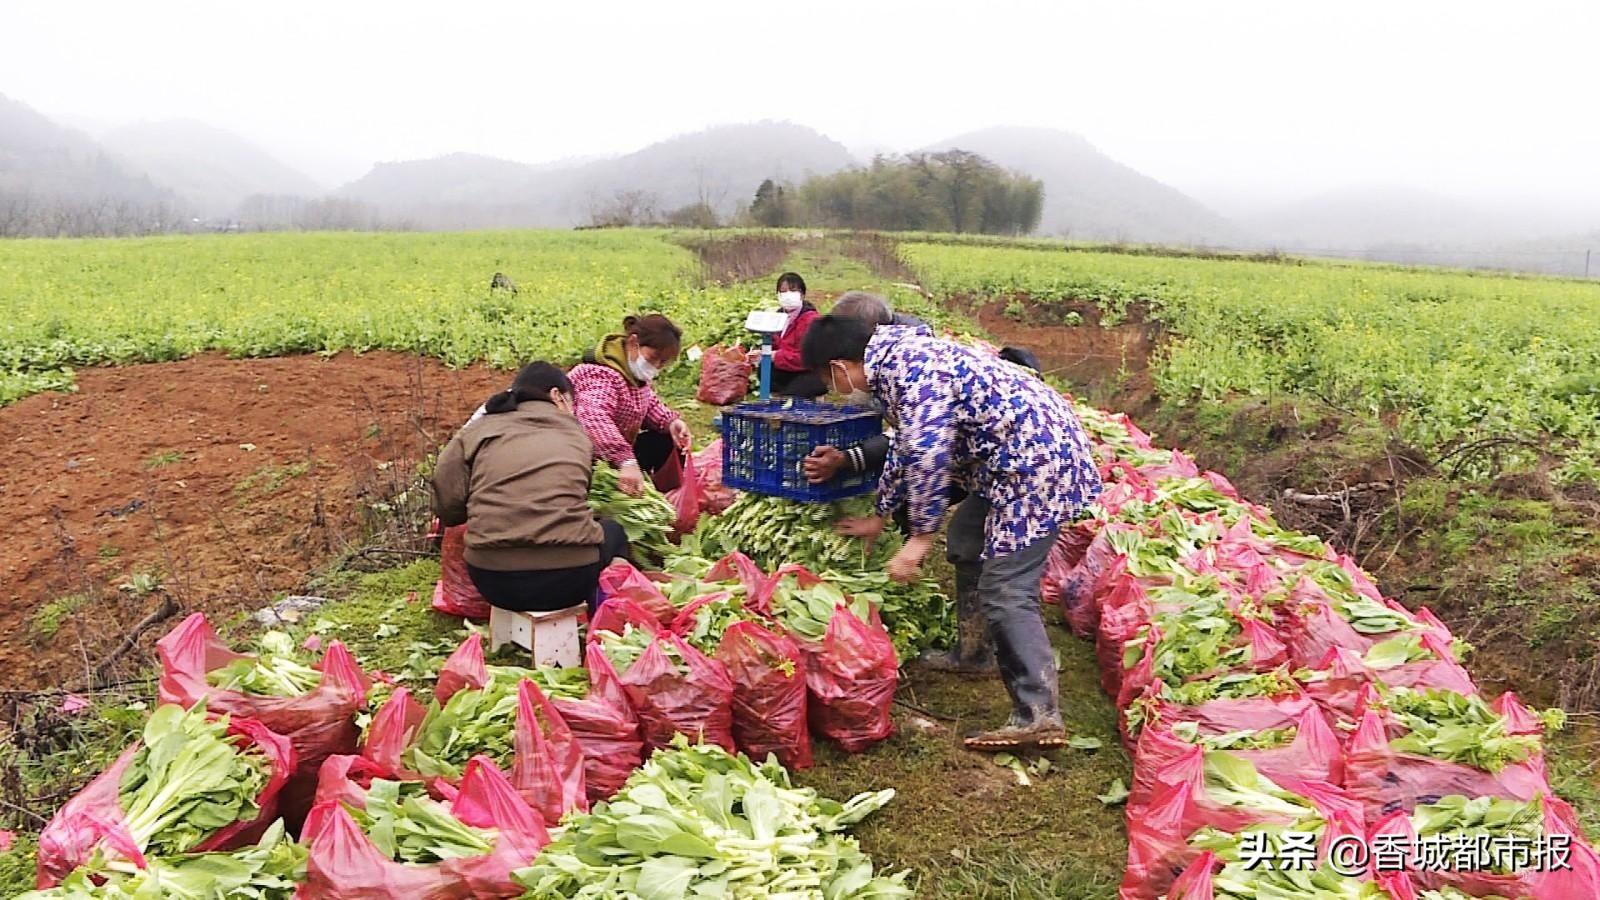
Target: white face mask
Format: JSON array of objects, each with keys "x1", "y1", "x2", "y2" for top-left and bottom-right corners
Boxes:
[
  {"x1": 831, "y1": 363, "x2": 874, "y2": 408},
  {"x1": 778, "y1": 291, "x2": 803, "y2": 312},
  {"x1": 629, "y1": 355, "x2": 660, "y2": 383}
]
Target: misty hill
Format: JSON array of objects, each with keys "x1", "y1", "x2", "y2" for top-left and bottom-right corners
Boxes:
[
  {"x1": 338, "y1": 122, "x2": 855, "y2": 228},
  {"x1": 1239, "y1": 186, "x2": 1579, "y2": 250},
  {"x1": 563, "y1": 122, "x2": 854, "y2": 219},
  {"x1": 0, "y1": 93, "x2": 181, "y2": 235},
  {"x1": 102, "y1": 119, "x2": 322, "y2": 219},
  {"x1": 921, "y1": 126, "x2": 1239, "y2": 244}
]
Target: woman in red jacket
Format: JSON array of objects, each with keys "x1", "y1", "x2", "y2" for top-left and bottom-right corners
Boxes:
[
  {"x1": 569, "y1": 314, "x2": 692, "y2": 496},
  {"x1": 768, "y1": 272, "x2": 823, "y2": 397}
]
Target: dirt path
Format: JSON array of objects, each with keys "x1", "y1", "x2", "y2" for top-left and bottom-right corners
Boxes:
[{"x1": 0, "y1": 352, "x2": 508, "y2": 690}]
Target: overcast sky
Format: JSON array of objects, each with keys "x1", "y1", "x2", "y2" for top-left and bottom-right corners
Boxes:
[{"x1": 4, "y1": 0, "x2": 1598, "y2": 215}]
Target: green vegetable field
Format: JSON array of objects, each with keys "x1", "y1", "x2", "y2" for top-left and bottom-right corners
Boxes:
[{"x1": 3, "y1": 229, "x2": 1600, "y2": 898}]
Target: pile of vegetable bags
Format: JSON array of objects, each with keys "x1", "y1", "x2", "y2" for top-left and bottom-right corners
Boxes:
[
  {"x1": 301, "y1": 753, "x2": 549, "y2": 898},
  {"x1": 1056, "y1": 400, "x2": 1600, "y2": 899},
  {"x1": 34, "y1": 702, "x2": 296, "y2": 889},
  {"x1": 593, "y1": 551, "x2": 900, "y2": 764},
  {"x1": 360, "y1": 636, "x2": 590, "y2": 828},
  {"x1": 157, "y1": 612, "x2": 370, "y2": 826},
  {"x1": 687, "y1": 492, "x2": 956, "y2": 659}
]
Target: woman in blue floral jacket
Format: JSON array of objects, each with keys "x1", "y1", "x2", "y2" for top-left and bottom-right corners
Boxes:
[{"x1": 803, "y1": 316, "x2": 1103, "y2": 750}]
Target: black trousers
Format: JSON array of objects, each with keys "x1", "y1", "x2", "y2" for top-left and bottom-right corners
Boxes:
[
  {"x1": 467, "y1": 520, "x2": 631, "y2": 614},
  {"x1": 634, "y1": 430, "x2": 674, "y2": 473}
]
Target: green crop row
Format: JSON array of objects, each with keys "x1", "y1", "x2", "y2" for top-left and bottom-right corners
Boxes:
[
  {"x1": 900, "y1": 242, "x2": 1600, "y2": 480},
  {"x1": 0, "y1": 229, "x2": 764, "y2": 404}
]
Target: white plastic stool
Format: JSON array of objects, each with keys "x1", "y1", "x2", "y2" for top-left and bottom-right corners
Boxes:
[{"x1": 488, "y1": 605, "x2": 582, "y2": 668}]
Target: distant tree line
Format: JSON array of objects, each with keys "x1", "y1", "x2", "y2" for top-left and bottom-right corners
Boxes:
[
  {"x1": 233, "y1": 194, "x2": 394, "y2": 231},
  {"x1": 0, "y1": 190, "x2": 190, "y2": 238},
  {"x1": 747, "y1": 150, "x2": 1044, "y2": 235}
]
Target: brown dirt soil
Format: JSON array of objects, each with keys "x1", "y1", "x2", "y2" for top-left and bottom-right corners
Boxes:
[
  {"x1": 975, "y1": 298, "x2": 1162, "y2": 412},
  {"x1": 0, "y1": 352, "x2": 508, "y2": 691}
]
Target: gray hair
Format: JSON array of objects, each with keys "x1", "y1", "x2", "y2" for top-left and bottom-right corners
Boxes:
[{"x1": 830, "y1": 291, "x2": 894, "y2": 326}]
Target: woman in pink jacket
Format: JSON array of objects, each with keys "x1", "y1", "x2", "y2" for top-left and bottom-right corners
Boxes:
[{"x1": 569, "y1": 314, "x2": 692, "y2": 495}]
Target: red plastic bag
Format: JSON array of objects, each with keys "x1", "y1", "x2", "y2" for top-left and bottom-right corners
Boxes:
[
  {"x1": 1114, "y1": 613, "x2": 1287, "y2": 715},
  {"x1": 1278, "y1": 575, "x2": 1445, "y2": 670},
  {"x1": 696, "y1": 344, "x2": 753, "y2": 406},
  {"x1": 804, "y1": 603, "x2": 899, "y2": 752},
  {"x1": 666, "y1": 452, "x2": 703, "y2": 538},
  {"x1": 589, "y1": 596, "x2": 665, "y2": 641},
  {"x1": 301, "y1": 754, "x2": 548, "y2": 900},
  {"x1": 453, "y1": 631, "x2": 640, "y2": 803},
  {"x1": 1122, "y1": 745, "x2": 1360, "y2": 900},
  {"x1": 1126, "y1": 675, "x2": 1318, "y2": 748},
  {"x1": 714, "y1": 619, "x2": 811, "y2": 769},
  {"x1": 597, "y1": 625, "x2": 736, "y2": 753},
  {"x1": 156, "y1": 613, "x2": 368, "y2": 828},
  {"x1": 36, "y1": 711, "x2": 294, "y2": 888},
  {"x1": 1301, "y1": 643, "x2": 1478, "y2": 727},
  {"x1": 1128, "y1": 703, "x2": 1343, "y2": 821},
  {"x1": 705, "y1": 551, "x2": 767, "y2": 598},
  {"x1": 404, "y1": 635, "x2": 591, "y2": 821},
  {"x1": 433, "y1": 525, "x2": 492, "y2": 621},
  {"x1": 562, "y1": 643, "x2": 646, "y2": 802},
  {"x1": 1039, "y1": 535, "x2": 1076, "y2": 621},
  {"x1": 691, "y1": 439, "x2": 737, "y2": 515},
  {"x1": 1368, "y1": 795, "x2": 1600, "y2": 898},
  {"x1": 1342, "y1": 706, "x2": 1551, "y2": 824},
  {"x1": 595, "y1": 561, "x2": 677, "y2": 626}
]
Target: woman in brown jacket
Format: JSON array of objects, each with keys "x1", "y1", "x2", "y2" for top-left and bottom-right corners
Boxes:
[{"x1": 431, "y1": 362, "x2": 630, "y2": 614}]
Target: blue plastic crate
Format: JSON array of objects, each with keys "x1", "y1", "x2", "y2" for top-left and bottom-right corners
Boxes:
[{"x1": 719, "y1": 400, "x2": 883, "y2": 502}]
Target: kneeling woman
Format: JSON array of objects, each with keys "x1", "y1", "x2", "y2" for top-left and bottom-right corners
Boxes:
[{"x1": 431, "y1": 362, "x2": 630, "y2": 615}]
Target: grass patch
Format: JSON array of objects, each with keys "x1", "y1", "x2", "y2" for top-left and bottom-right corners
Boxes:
[
  {"x1": 96, "y1": 543, "x2": 121, "y2": 560},
  {"x1": 144, "y1": 449, "x2": 184, "y2": 469},
  {"x1": 0, "y1": 832, "x2": 38, "y2": 898},
  {"x1": 292, "y1": 559, "x2": 468, "y2": 677},
  {"x1": 234, "y1": 460, "x2": 311, "y2": 499},
  {"x1": 797, "y1": 624, "x2": 1129, "y2": 896},
  {"x1": 30, "y1": 593, "x2": 89, "y2": 639}
]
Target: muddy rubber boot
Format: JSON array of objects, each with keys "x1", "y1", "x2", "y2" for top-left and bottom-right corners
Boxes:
[{"x1": 917, "y1": 585, "x2": 997, "y2": 674}]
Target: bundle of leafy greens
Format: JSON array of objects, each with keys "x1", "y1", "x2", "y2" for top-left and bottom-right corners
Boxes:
[
  {"x1": 507, "y1": 665, "x2": 590, "y2": 702},
  {"x1": 1123, "y1": 584, "x2": 1264, "y2": 686},
  {"x1": 117, "y1": 703, "x2": 274, "y2": 857},
  {"x1": 1103, "y1": 481, "x2": 1255, "y2": 531},
  {"x1": 1380, "y1": 686, "x2": 1561, "y2": 773},
  {"x1": 1180, "y1": 819, "x2": 1401, "y2": 899},
  {"x1": 694, "y1": 494, "x2": 898, "y2": 573},
  {"x1": 1102, "y1": 515, "x2": 1222, "y2": 579},
  {"x1": 513, "y1": 738, "x2": 909, "y2": 899},
  {"x1": 403, "y1": 673, "x2": 525, "y2": 779},
  {"x1": 765, "y1": 575, "x2": 871, "y2": 644},
  {"x1": 20, "y1": 820, "x2": 305, "y2": 900},
  {"x1": 599, "y1": 624, "x2": 686, "y2": 677},
  {"x1": 1410, "y1": 795, "x2": 1546, "y2": 875},
  {"x1": 822, "y1": 568, "x2": 953, "y2": 659},
  {"x1": 663, "y1": 580, "x2": 746, "y2": 618},
  {"x1": 679, "y1": 594, "x2": 765, "y2": 656},
  {"x1": 1199, "y1": 752, "x2": 1319, "y2": 820},
  {"x1": 1169, "y1": 722, "x2": 1298, "y2": 752},
  {"x1": 1126, "y1": 669, "x2": 1301, "y2": 738},
  {"x1": 1289, "y1": 562, "x2": 1419, "y2": 636},
  {"x1": 590, "y1": 461, "x2": 678, "y2": 559},
  {"x1": 347, "y1": 778, "x2": 498, "y2": 864},
  {"x1": 205, "y1": 631, "x2": 324, "y2": 696},
  {"x1": 1357, "y1": 633, "x2": 1476, "y2": 670}
]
